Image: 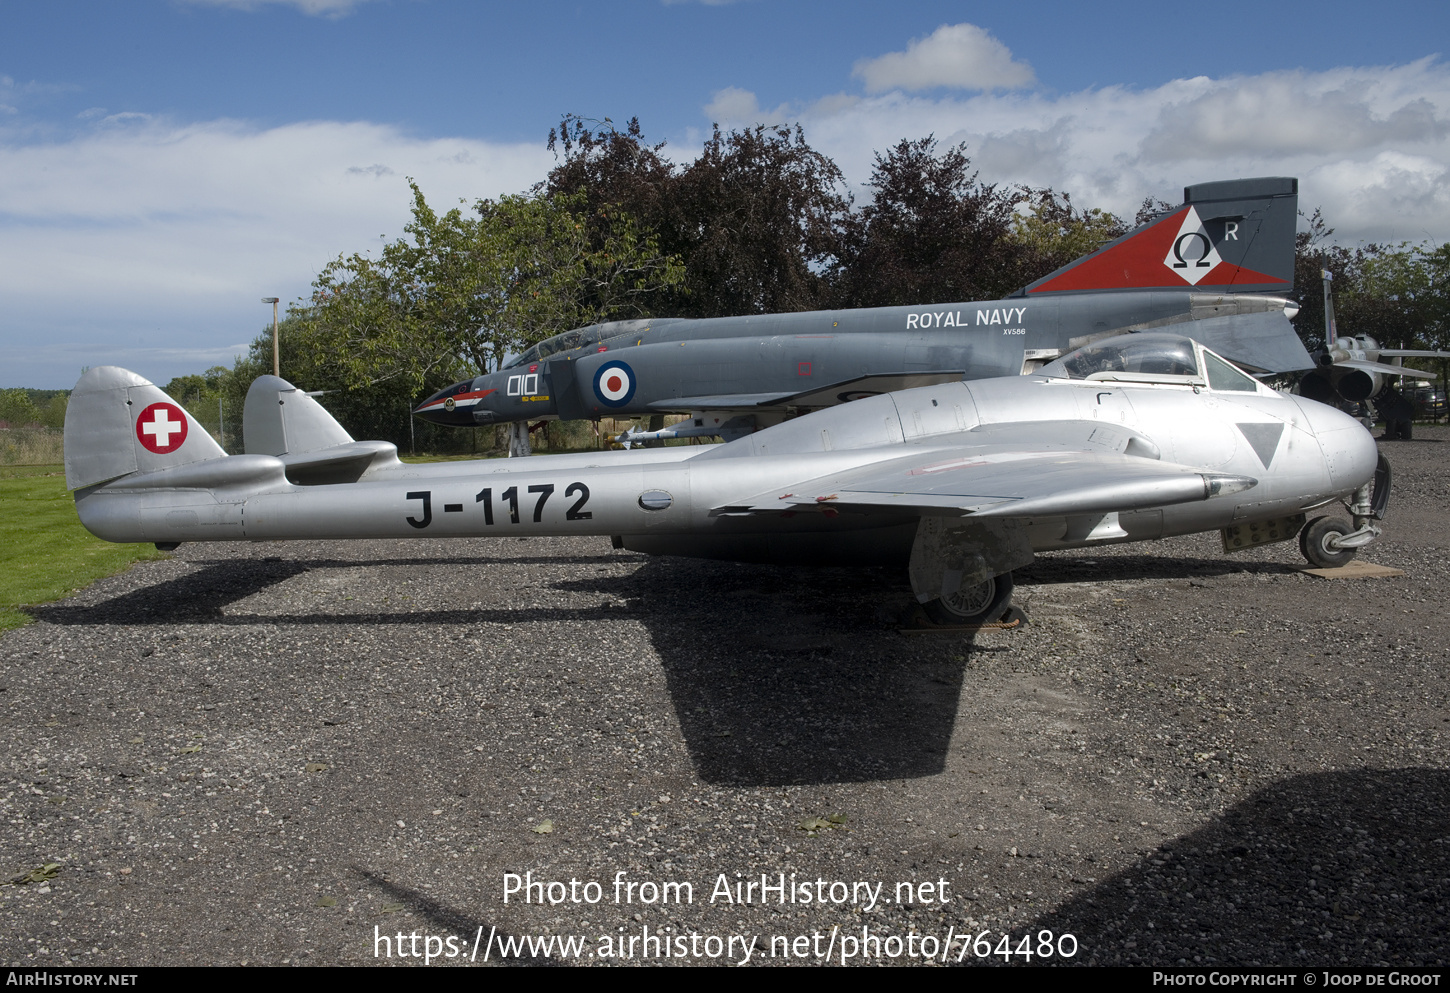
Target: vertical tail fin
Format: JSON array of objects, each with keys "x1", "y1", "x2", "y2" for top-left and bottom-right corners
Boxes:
[
  {"x1": 1322, "y1": 269, "x2": 1338, "y2": 348},
  {"x1": 1018, "y1": 177, "x2": 1298, "y2": 296},
  {"x1": 242, "y1": 375, "x2": 353, "y2": 456},
  {"x1": 64, "y1": 367, "x2": 226, "y2": 491}
]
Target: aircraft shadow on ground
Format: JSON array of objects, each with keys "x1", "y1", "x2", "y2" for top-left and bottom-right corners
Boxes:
[
  {"x1": 30, "y1": 558, "x2": 310, "y2": 624},
  {"x1": 29, "y1": 550, "x2": 976, "y2": 786},
  {"x1": 27, "y1": 555, "x2": 632, "y2": 626},
  {"x1": 32, "y1": 545, "x2": 1310, "y2": 788},
  {"x1": 567, "y1": 555, "x2": 976, "y2": 788},
  {"x1": 1018, "y1": 554, "x2": 1301, "y2": 586},
  {"x1": 1027, "y1": 768, "x2": 1450, "y2": 966},
  {"x1": 355, "y1": 868, "x2": 558, "y2": 967}
]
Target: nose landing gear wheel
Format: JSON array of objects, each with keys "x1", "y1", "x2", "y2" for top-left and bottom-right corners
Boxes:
[
  {"x1": 922, "y1": 572, "x2": 1015, "y2": 626},
  {"x1": 1299, "y1": 516, "x2": 1357, "y2": 569}
]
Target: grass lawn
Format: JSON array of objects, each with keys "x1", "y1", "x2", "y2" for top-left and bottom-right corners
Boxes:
[{"x1": 0, "y1": 464, "x2": 167, "y2": 632}]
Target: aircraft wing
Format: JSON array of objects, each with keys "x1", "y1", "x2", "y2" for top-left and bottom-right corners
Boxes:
[
  {"x1": 1168, "y1": 311, "x2": 1313, "y2": 374},
  {"x1": 645, "y1": 393, "x2": 794, "y2": 411},
  {"x1": 769, "y1": 371, "x2": 967, "y2": 408},
  {"x1": 1337, "y1": 359, "x2": 1438, "y2": 379},
  {"x1": 1374, "y1": 349, "x2": 1450, "y2": 359},
  {"x1": 643, "y1": 371, "x2": 966, "y2": 412},
  {"x1": 712, "y1": 447, "x2": 1254, "y2": 518}
]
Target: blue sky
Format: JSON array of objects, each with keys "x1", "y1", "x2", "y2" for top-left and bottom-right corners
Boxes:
[{"x1": 4, "y1": 0, "x2": 1448, "y2": 387}]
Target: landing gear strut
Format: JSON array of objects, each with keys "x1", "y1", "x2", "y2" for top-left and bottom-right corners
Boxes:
[{"x1": 1298, "y1": 458, "x2": 1390, "y2": 568}]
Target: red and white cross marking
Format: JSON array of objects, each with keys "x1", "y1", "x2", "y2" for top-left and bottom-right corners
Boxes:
[{"x1": 135, "y1": 402, "x2": 189, "y2": 454}]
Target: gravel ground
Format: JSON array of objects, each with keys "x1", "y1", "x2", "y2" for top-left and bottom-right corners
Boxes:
[{"x1": 1, "y1": 428, "x2": 1447, "y2": 968}]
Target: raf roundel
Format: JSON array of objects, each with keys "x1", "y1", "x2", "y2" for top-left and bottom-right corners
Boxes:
[
  {"x1": 593, "y1": 360, "x2": 637, "y2": 408},
  {"x1": 135, "y1": 401, "x2": 189, "y2": 454}
]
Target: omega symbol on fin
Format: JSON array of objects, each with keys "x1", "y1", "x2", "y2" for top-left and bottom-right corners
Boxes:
[
  {"x1": 1161, "y1": 207, "x2": 1223, "y2": 286},
  {"x1": 135, "y1": 401, "x2": 189, "y2": 453},
  {"x1": 593, "y1": 360, "x2": 637, "y2": 407}
]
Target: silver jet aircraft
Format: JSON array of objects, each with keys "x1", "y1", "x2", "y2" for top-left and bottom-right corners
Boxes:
[
  {"x1": 65, "y1": 332, "x2": 1385, "y2": 624},
  {"x1": 415, "y1": 178, "x2": 1313, "y2": 451}
]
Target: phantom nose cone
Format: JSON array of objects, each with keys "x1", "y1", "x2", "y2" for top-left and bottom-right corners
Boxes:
[
  {"x1": 1295, "y1": 397, "x2": 1379, "y2": 491},
  {"x1": 414, "y1": 381, "x2": 495, "y2": 426}
]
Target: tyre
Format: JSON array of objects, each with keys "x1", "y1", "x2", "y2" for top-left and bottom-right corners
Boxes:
[
  {"x1": 1299, "y1": 516, "x2": 1357, "y2": 569},
  {"x1": 923, "y1": 572, "x2": 1015, "y2": 625},
  {"x1": 1399, "y1": 420, "x2": 1414, "y2": 440}
]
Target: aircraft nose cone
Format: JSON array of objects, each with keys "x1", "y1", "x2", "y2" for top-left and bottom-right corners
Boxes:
[
  {"x1": 1295, "y1": 397, "x2": 1379, "y2": 491},
  {"x1": 414, "y1": 379, "x2": 491, "y2": 426}
]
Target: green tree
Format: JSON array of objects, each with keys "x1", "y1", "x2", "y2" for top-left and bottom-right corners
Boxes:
[
  {"x1": 1009, "y1": 189, "x2": 1126, "y2": 281},
  {"x1": 674, "y1": 124, "x2": 851, "y2": 316},
  {"x1": 39, "y1": 394, "x2": 67, "y2": 431},
  {"x1": 0, "y1": 389, "x2": 41, "y2": 426},
  {"x1": 545, "y1": 115, "x2": 684, "y2": 317},
  {"x1": 1356, "y1": 241, "x2": 1450, "y2": 351},
  {"x1": 292, "y1": 182, "x2": 681, "y2": 389},
  {"x1": 258, "y1": 181, "x2": 683, "y2": 448},
  {"x1": 833, "y1": 138, "x2": 1041, "y2": 308},
  {"x1": 546, "y1": 117, "x2": 853, "y2": 318}
]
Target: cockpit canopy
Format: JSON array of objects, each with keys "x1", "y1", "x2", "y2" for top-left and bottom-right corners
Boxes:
[
  {"x1": 1040, "y1": 333, "x2": 1262, "y2": 392},
  {"x1": 505, "y1": 318, "x2": 664, "y2": 369}
]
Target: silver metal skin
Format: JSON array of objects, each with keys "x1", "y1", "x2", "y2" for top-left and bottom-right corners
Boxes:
[
  {"x1": 415, "y1": 178, "x2": 1311, "y2": 439},
  {"x1": 67, "y1": 333, "x2": 1380, "y2": 615}
]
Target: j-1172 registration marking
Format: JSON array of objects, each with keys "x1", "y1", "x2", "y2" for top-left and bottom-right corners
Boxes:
[{"x1": 404, "y1": 483, "x2": 593, "y2": 529}]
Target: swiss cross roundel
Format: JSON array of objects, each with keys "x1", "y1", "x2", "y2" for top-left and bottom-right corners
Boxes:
[
  {"x1": 135, "y1": 401, "x2": 189, "y2": 454},
  {"x1": 592, "y1": 360, "x2": 636, "y2": 408}
]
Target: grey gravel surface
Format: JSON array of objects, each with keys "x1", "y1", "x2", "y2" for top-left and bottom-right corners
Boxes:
[{"x1": 2, "y1": 429, "x2": 1447, "y2": 967}]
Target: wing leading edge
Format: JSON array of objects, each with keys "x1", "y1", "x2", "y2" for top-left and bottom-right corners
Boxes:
[{"x1": 711, "y1": 447, "x2": 1256, "y2": 518}]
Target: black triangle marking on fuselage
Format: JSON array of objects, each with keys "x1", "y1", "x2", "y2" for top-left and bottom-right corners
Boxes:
[{"x1": 1236, "y1": 422, "x2": 1285, "y2": 468}]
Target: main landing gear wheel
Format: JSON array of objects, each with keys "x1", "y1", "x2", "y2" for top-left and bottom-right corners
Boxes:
[
  {"x1": 1299, "y1": 516, "x2": 1358, "y2": 569},
  {"x1": 922, "y1": 572, "x2": 1015, "y2": 626}
]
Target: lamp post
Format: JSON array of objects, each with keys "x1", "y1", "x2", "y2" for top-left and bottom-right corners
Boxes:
[{"x1": 262, "y1": 297, "x2": 280, "y2": 377}]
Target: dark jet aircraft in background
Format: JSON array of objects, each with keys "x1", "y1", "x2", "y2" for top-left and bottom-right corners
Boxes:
[
  {"x1": 1297, "y1": 269, "x2": 1450, "y2": 440},
  {"x1": 416, "y1": 177, "x2": 1313, "y2": 452}
]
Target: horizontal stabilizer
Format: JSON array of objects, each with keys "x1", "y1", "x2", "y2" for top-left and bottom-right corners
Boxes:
[
  {"x1": 99, "y1": 454, "x2": 287, "y2": 492},
  {"x1": 278, "y1": 440, "x2": 401, "y2": 485},
  {"x1": 713, "y1": 447, "x2": 1254, "y2": 518}
]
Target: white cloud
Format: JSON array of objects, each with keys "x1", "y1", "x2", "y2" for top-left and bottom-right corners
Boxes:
[
  {"x1": 10, "y1": 55, "x2": 1450, "y2": 387},
  {"x1": 786, "y1": 59, "x2": 1450, "y2": 245},
  {"x1": 0, "y1": 118, "x2": 553, "y2": 386},
  {"x1": 174, "y1": 0, "x2": 379, "y2": 16},
  {"x1": 704, "y1": 86, "x2": 761, "y2": 122},
  {"x1": 1141, "y1": 62, "x2": 1447, "y2": 160},
  {"x1": 852, "y1": 23, "x2": 1035, "y2": 94},
  {"x1": 702, "y1": 86, "x2": 796, "y2": 127}
]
